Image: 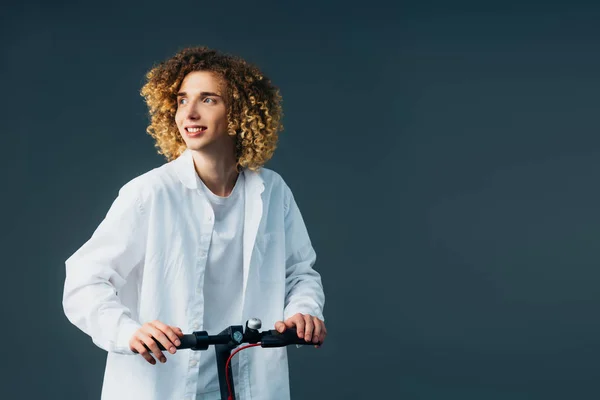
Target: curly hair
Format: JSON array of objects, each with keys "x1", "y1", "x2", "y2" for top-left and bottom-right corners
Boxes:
[{"x1": 140, "y1": 46, "x2": 283, "y2": 171}]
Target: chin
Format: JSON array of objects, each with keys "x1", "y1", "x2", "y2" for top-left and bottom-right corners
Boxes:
[
  {"x1": 182, "y1": 135, "x2": 207, "y2": 147},
  {"x1": 185, "y1": 143, "x2": 208, "y2": 152},
  {"x1": 185, "y1": 139, "x2": 218, "y2": 152}
]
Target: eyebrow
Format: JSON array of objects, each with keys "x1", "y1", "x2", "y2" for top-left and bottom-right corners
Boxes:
[{"x1": 177, "y1": 91, "x2": 222, "y2": 98}]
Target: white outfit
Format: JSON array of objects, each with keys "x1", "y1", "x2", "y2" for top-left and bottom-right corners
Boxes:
[
  {"x1": 62, "y1": 149, "x2": 325, "y2": 400},
  {"x1": 197, "y1": 172, "x2": 244, "y2": 398}
]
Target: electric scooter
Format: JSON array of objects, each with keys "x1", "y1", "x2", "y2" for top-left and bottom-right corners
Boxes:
[{"x1": 143, "y1": 317, "x2": 321, "y2": 400}]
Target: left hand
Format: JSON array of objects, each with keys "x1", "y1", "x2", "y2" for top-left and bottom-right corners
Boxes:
[{"x1": 274, "y1": 313, "x2": 327, "y2": 348}]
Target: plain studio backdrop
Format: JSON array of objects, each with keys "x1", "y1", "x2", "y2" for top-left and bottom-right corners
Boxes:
[{"x1": 2, "y1": 0, "x2": 600, "y2": 399}]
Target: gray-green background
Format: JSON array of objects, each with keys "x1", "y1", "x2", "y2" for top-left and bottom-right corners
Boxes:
[{"x1": 2, "y1": 0, "x2": 600, "y2": 399}]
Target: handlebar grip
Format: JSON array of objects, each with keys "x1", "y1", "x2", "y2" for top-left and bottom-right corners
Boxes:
[
  {"x1": 261, "y1": 328, "x2": 320, "y2": 348},
  {"x1": 179, "y1": 334, "x2": 199, "y2": 349},
  {"x1": 143, "y1": 334, "x2": 197, "y2": 352}
]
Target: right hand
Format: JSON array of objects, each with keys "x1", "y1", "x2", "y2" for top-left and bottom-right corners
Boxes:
[{"x1": 129, "y1": 320, "x2": 184, "y2": 365}]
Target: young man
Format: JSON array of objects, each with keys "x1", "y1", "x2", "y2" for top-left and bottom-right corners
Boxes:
[{"x1": 62, "y1": 47, "x2": 326, "y2": 400}]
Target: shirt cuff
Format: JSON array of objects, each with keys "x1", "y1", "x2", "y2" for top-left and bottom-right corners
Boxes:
[{"x1": 115, "y1": 319, "x2": 142, "y2": 355}]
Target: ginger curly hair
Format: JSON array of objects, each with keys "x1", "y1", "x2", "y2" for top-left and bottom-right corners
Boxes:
[{"x1": 140, "y1": 46, "x2": 283, "y2": 171}]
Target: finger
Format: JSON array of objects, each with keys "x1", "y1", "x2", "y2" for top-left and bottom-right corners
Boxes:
[
  {"x1": 132, "y1": 339, "x2": 156, "y2": 364},
  {"x1": 274, "y1": 321, "x2": 286, "y2": 333},
  {"x1": 172, "y1": 329, "x2": 183, "y2": 343},
  {"x1": 292, "y1": 315, "x2": 305, "y2": 339},
  {"x1": 315, "y1": 322, "x2": 327, "y2": 348},
  {"x1": 149, "y1": 322, "x2": 179, "y2": 354},
  {"x1": 171, "y1": 326, "x2": 184, "y2": 338},
  {"x1": 303, "y1": 314, "x2": 315, "y2": 342},
  {"x1": 152, "y1": 321, "x2": 181, "y2": 350},
  {"x1": 284, "y1": 316, "x2": 297, "y2": 328},
  {"x1": 139, "y1": 330, "x2": 166, "y2": 363},
  {"x1": 312, "y1": 317, "x2": 322, "y2": 344}
]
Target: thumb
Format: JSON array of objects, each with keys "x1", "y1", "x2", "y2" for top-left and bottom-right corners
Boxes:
[
  {"x1": 274, "y1": 321, "x2": 286, "y2": 332},
  {"x1": 284, "y1": 319, "x2": 296, "y2": 328}
]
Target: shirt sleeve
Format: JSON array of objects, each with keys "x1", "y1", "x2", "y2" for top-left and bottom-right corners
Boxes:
[
  {"x1": 62, "y1": 179, "x2": 147, "y2": 355},
  {"x1": 282, "y1": 184, "x2": 326, "y2": 322}
]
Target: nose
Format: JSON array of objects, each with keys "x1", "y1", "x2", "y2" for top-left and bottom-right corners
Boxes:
[{"x1": 185, "y1": 102, "x2": 201, "y2": 120}]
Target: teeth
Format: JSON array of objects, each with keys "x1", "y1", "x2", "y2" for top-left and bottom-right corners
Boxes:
[{"x1": 187, "y1": 127, "x2": 204, "y2": 133}]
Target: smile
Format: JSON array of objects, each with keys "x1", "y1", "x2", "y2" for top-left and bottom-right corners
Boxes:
[{"x1": 185, "y1": 127, "x2": 207, "y2": 133}]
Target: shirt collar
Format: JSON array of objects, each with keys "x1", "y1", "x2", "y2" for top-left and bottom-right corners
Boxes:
[{"x1": 173, "y1": 148, "x2": 265, "y2": 194}]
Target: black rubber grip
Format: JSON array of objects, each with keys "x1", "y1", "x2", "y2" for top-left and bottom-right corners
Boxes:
[
  {"x1": 261, "y1": 328, "x2": 319, "y2": 347},
  {"x1": 178, "y1": 334, "x2": 198, "y2": 349},
  {"x1": 144, "y1": 334, "x2": 197, "y2": 351}
]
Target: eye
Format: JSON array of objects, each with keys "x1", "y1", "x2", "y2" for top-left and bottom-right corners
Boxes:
[
  {"x1": 203, "y1": 97, "x2": 216, "y2": 104},
  {"x1": 178, "y1": 98, "x2": 187, "y2": 105}
]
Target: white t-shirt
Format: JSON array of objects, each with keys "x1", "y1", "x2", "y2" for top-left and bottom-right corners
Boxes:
[{"x1": 196, "y1": 173, "x2": 245, "y2": 399}]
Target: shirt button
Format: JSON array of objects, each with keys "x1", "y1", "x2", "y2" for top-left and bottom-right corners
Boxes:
[
  {"x1": 192, "y1": 323, "x2": 200, "y2": 330},
  {"x1": 207, "y1": 215, "x2": 213, "y2": 222},
  {"x1": 190, "y1": 360, "x2": 198, "y2": 367}
]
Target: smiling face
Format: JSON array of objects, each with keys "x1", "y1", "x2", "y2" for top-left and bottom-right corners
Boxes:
[{"x1": 175, "y1": 70, "x2": 234, "y2": 156}]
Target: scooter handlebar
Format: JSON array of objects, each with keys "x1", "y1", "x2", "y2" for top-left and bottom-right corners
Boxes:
[{"x1": 142, "y1": 326, "x2": 319, "y2": 352}]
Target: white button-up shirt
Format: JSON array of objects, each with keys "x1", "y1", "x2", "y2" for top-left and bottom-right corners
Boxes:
[{"x1": 62, "y1": 149, "x2": 325, "y2": 400}]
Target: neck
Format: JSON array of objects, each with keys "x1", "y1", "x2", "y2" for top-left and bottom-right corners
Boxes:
[{"x1": 190, "y1": 149, "x2": 239, "y2": 197}]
